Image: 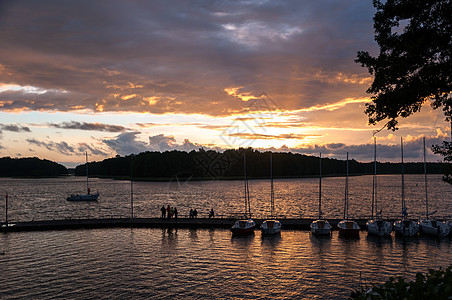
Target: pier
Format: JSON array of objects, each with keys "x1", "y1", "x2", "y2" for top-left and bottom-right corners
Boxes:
[{"x1": 0, "y1": 217, "x2": 384, "y2": 232}]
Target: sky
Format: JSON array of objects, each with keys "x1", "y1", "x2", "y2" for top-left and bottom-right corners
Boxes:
[{"x1": 0, "y1": 0, "x2": 450, "y2": 168}]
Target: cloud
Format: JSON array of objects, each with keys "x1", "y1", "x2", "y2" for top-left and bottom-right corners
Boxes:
[
  {"x1": 102, "y1": 132, "x2": 217, "y2": 155},
  {"x1": 102, "y1": 132, "x2": 150, "y2": 156},
  {"x1": 228, "y1": 132, "x2": 311, "y2": 140},
  {"x1": 49, "y1": 121, "x2": 129, "y2": 132},
  {"x1": 0, "y1": 124, "x2": 31, "y2": 132},
  {"x1": 26, "y1": 138, "x2": 108, "y2": 156},
  {"x1": 273, "y1": 135, "x2": 447, "y2": 162},
  {"x1": 27, "y1": 138, "x2": 74, "y2": 154},
  {"x1": 0, "y1": 0, "x2": 376, "y2": 116}
]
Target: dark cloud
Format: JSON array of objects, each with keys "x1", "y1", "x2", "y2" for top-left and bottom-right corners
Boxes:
[
  {"x1": 282, "y1": 136, "x2": 446, "y2": 162},
  {"x1": 103, "y1": 132, "x2": 217, "y2": 155},
  {"x1": 102, "y1": 132, "x2": 152, "y2": 156},
  {"x1": 0, "y1": 0, "x2": 376, "y2": 116},
  {"x1": 0, "y1": 124, "x2": 31, "y2": 132},
  {"x1": 49, "y1": 121, "x2": 129, "y2": 132},
  {"x1": 26, "y1": 138, "x2": 109, "y2": 156},
  {"x1": 26, "y1": 138, "x2": 75, "y2": 154}
]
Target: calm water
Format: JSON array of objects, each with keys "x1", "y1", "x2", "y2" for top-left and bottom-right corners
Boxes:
[
  {"x1": 0, "y1": 174, "x2": 451, "y2": 221},
  {"x1": 0, "y1": 175, "x2": 451, "y2": 299}
]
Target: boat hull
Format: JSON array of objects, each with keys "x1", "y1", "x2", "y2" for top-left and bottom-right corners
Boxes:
[
  {"x1": 419, "y1": 220, "x2": 450, "y2": 237},
  {"x1": 310, "y1": 220, "x2": 332, "y2": 235},
  {"x1": 338, "y1": 220, "x2": 360, "y2": 237},
  {"x1": 367, "y1": 219, "x2": 392, "y2": 236},
  {"x1": 260, "y1": 220, "x2": 282, "y2": 235},
  {"x1": 231, "y1": 219, "x2": 255, "y2": 236},
  {"x1": 394, "y1": 220, "x2": 419, "y2": 237}
]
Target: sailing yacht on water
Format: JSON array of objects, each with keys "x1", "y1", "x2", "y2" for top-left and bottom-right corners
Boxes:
[
  {"x1": 261, "y1": 152, "x2": 282, "y2": 235},
  {"x1": 337, "y1": 153, "x2": 360, "y2": 237},
  {"x1": 418, "y1": 137, "x2": 450, "y2": 237},
  {"x1": 366, "y1": 137, "x2": 392, "y2": 236},
  {"x1": 67, "y1": 152, "x2": 99, "y2": 201},
  {"x1": 310, "y1": 153, "x2": 332, "y2": 235},
  {"x1": 394, "y1": 137, "x2": 419, "y2": 236},
  {"x1": 231, "y1": 152, "x2": 255, "y2": 235}
]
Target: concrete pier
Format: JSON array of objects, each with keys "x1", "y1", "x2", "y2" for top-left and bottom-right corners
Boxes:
[{"x1": 0, "y1": 218, "x2": 384, "y2": 232}]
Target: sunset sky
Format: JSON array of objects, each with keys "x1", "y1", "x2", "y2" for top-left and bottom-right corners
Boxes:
[{"x1": 0, "y1": 0, "x2": 449, "y2": 167}]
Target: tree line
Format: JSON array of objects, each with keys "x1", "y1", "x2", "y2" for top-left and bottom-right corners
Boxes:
[
  {"x1": 74, "y1": 148, "x2": 446, "y2": 180},
  {"x1": 0, "y1": 157, "x2": 68, "y2": 177}
]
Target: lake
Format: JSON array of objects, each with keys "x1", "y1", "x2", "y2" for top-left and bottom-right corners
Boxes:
[{"x1": 0, "y1": 175, "x2": 451, "y2": 299}]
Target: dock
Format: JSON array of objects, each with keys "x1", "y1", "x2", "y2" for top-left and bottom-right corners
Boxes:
[{"x1": 0, "y1": 218, "x2": 383, "y2": 232}]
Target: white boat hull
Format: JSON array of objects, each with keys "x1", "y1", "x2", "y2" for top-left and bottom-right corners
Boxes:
[
  {"x1": 310, "y1": 220, "x2": 332, "y2": 235},
  {"x1": 338, "y1": 220, "x2": 360, "y2": 237},
  {"x1": 419, "y1": 220, "x2": 450, "y2": 237},
  {"x1": 367, "y1": 219, "x2": 392, "y2": 236},
  {"x1": 394, "y1": 220, "x2": 419, "y2": 237},
  {"x1": 260, "y1": 220, "x2": 281, "y2": 235},
  {"x1": 231, "y1": 219, "x2": 255, "y2": 235}
]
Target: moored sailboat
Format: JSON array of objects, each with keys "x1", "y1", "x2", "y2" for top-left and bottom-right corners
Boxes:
[
  {"x1": 418, "y1": 137, "x2": 450, "y2": 237},
  {"x1": 366, "y1": 137, "x2": 392, "y2": 236},
  {"x1": 337, "y1": 153, "x2": 360, "y2": 237},
  {"x1": 261, "y1": 152, "x2": 282, "y2": 235},
  {"x1": 231, "y1": 152, "x2": 255, "y2": 235},
  {"x1": 394, "y1": 137, "x2": 419, "y2": 236},
  {"x1": 310, "y1": 153, "x2": 332, "y2": 235},
  {"x1": 67, "y1": 152, "x2": 99, "y2": 201}
]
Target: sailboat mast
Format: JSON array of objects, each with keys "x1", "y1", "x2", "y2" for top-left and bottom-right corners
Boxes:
[
  {"x1": 371, "y1": 137, "x2": 376, "y2": 219},
  {"x1": 344, "y1": 152, "x2": 349, "y2": 219},
  {"x1": 270, "y1": 152, "x2": 274, "y2": 218},
  {"x1": 243, "y1": 152, "x2": 250, "y2": 218},
  {"x1": 85, "y1": 151, "x2": 89, "y2": 194},
  {"x1": 401, "y1": 137, "x2": 405, "y2": 218},
  {"x1": 423, "y1": 137, "x2": 428, "y2": 219},
  {"x1": 319, "y1": 153, "x2": 322, "y2": 219}
]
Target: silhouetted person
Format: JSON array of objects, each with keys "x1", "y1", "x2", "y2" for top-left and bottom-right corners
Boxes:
[
  {"x1": 209, "y1": 208, "x2": 214, "y2": 218},
  {"x1": 189, "y1": 208, "x2": 193, "y2": 219},
  {"x1": 167, "y1": 205, "x2": 171, "y2": 219},
  {"x1": 174, "y1": 207, "x2": 178, "y2": 219},
  {"x1": 161, "y1": 205, "x2": 166, "y2": 219},
  {"x1": 193, "y1": 208, "x2": 198, "y2": 218}
]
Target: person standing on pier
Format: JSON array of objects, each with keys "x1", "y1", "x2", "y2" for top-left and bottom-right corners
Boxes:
[
  {"x1": 193, "y1": 209, "x2": 198, "y2": 218},
  {"x1": 174, "y1": 207, "x2": 178, "y2": 219},
  {"x1": 161, "y1": 205, "x2": 166, "y2": 219},
  {"x1": 189, "y1": 208, "x2": 193, "y2": 218},
  {"x1": 167, "y1": 205, "x2": 171, "y2": 219},
  {"x1": 209, "y1": 208, "x2": 214, "y2": 218}
]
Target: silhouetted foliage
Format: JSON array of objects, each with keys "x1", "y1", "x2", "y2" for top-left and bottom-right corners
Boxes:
[
  {"x1": 351, "y1": 265, "x2": 452, "y2": 299},
  {"x1": 0, "y1": 157, "x2": 68, "y2": 177},
  {"x1": 356, "y1": 0, "x2": 452, "y2": 184},
  {"x1": 74, "y1": 149, "x2": 446, "y2": 180}
]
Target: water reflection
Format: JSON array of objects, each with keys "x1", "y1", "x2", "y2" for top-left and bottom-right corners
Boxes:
[
  {"x1": 366, "y1": 234, "x2": 393, "y2": 247},
  {"x1": 261, "y1": 233, "x2": 281, "y2": 249}
]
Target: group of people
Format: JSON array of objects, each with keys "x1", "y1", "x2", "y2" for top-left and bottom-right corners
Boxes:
[
  {"x1": 189, "y1": 208, "x2": 198, "y2": 218},
  {"x1": 160, "y1": 206, "x2": 215, "y2": 219},
  {"x1": 161, "y1": 205, "x2": 178, "y2": 219}
]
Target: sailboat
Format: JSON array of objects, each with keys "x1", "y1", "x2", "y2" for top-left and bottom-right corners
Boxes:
[
  {"x1": 310, "y1": 153, "x2": 332, "y2": 235},
  {"x1": 394, "y1": 137, "x2": 419, "y2": 236},
  {"x1": 231, "y1": 151, "x2": 255, "y2": 235},
  {"x1": 337, "y1": 152, "x2": 360, "y2": 237},
  {"x1": 418, "y1": 137, "x2": 450, "y2": 237},
  {"x1": 366, "y1": 137, "x2": 392, "y2": 236},
  {"x1": 67, "y1": 152, "x2": 99, "y2": 201},
  {"x1": 261, "y1": 152, "x2": 282, "y2": 235}
]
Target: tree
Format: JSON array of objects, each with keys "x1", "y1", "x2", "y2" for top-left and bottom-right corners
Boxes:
[{"x1": 356, "y1": 0, "x2": 452, "y2": 183}]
